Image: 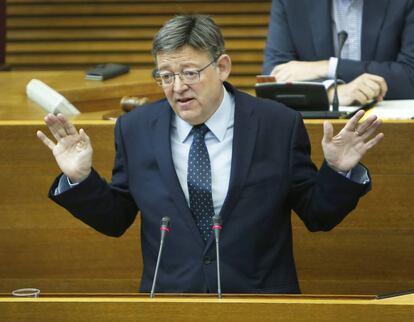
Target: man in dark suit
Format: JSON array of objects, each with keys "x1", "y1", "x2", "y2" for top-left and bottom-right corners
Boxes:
[
  {"x1": 263, "y1": 0, "x2": 414, "y2": 104},
  {"x1": 37, "y1": 15, "x2": 384, "y2": 294}
]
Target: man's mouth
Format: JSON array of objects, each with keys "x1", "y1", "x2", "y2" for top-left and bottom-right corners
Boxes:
[{"x1": 176, "y1": 97, "x2": 194, "y2": 103}]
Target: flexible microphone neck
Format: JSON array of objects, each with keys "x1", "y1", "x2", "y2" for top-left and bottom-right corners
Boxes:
[
  {"x1": 212, "y1": 214, "x2": 223, "y2": 299},
  {"x1": 150, "y1": 216, "x2": 170, "y2": 298},
  {"x1": 332, "y1": 30, "x2": 348, "y2": 112}
]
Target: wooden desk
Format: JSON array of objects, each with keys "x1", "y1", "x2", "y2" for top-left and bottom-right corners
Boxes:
[
  {"x1": 0, "y1": 293, "x2": 413, "y2": 322},
  {"x1": 0, "y1": 69, "x2": 163, "y2": 120}
]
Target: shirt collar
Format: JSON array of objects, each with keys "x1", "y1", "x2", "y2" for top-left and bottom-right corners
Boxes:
[{"x1": 174, "y1": 85, "x2": 234, "y2": 143}]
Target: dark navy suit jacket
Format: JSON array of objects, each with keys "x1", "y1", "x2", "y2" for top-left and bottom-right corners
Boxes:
[
  {"x1": 263, "y1": 0, "x2": 414, "y2": 99},
  {"x1": 50, "y1": 83, "x2": 370, "y2": 294}
]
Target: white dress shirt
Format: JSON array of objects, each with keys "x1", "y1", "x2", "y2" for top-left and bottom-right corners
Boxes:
[
  {"x1": 328, "y1": 0, "x2": 364, "y2": 78},
  {"x1": 170, "y1": 85, "x2": 234, "y2": 216}
]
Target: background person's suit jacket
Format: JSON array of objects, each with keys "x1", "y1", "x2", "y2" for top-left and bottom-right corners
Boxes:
[{"x1": 263, "y1": 0, "x2": 414, "y2": 99}]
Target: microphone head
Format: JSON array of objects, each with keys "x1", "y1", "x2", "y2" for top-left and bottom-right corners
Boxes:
[
  {"x1": 160, "y1": 216, "x2": 171, "y2": 231},
  {"x1": 212, "y1": 214, "x2": 222, "y2": 228},
  {"x1": 338, "y1": 30, "x2": 348, "y2": 44}
]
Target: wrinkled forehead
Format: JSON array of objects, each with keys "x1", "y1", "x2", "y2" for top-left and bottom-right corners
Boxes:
[{"x1": 156, "y1": 46, "x2": 211, "y2": 69}]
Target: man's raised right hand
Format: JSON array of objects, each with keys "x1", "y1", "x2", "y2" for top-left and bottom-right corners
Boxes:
[{"x1": 37, "y1": 113, "x2": 93, "y2": 183}]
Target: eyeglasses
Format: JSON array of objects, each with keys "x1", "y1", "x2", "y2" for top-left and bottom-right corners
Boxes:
[{"x1": 154, "y1": 59, "x2": 217, "y2": 87}]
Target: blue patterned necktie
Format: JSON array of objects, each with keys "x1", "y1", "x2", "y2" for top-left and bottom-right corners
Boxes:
[{"x1": 187, "y1": 124, "x2": 215, "y2": 243}]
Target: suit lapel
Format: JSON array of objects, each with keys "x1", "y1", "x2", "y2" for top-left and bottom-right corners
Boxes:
[
  {"x1": 306, "y1": 0, "x2": 334, "y2": 58},
  {"x1": 204, "y1": 86, "x2": 258, "y2": 251},
  {"x1": 152, "y1": 102, "x2": 205, "y2": 247},
  {"x1": 361, "y1": 0, "x2": 389, "y2": 60},
  {"x1": 152, "y1": 88, "x2": 259, "y2": 251}
]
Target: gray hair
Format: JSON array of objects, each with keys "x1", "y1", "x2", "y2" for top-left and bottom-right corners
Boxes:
[{"x1": 152, "y1": 15, "x2": 225, "y2": 62}]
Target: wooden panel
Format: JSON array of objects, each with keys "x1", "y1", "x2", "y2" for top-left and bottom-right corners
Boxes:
[
  {"x1": 294, "y1": 227, "x2": 414, "y2": 294},
  {"x1": 0, "y1": 119, "x2": 413, "y2": 295},
  {"x1": 7, "y1": 39, "x2": 265, "y2": 52},
  {"x1": 7, "y1": 27, "x2": 268, "y2": 40},
  {"x1": 0, "y1": 123, "x2": 141, "y2": 293},
  {"x1": 5, "y1": 0, "x2": 271, "y2": 90},
  {"x1": 0, "y1": 0, "x2": 5, "y2": 66},
  {"x1": 7, "y1": 15, "x2": 270, "y2": 28},
  {"x1": 7, "y1": 2, "x2": 271, "y2": 15},
  {"x1": 6, "y1": 52, "x2": 263, "y2": 65},
  {"x1": 305, "y1": 121, "x2": 414, "y2": 175}
]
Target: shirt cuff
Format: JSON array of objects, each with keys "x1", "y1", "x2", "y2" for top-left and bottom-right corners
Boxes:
[
  {"x1": 323, "y1": 79, "x2": 335, "y2": 90},
  {"x1": 328, "y1": 57, "x2": 338, "y2": 79},
  {"x1": 336, "y1": 164, "x2": 370, "y2": 184},
  {"x1": 54, "y1": 174, "x2": 80, "y2": 195}
]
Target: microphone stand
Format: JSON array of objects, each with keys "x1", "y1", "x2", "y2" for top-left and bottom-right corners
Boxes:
[
  {"x1": 332, "y1": 30, "x2": 348, "y2": 113},
  {"x1": 212, "y1": 215, "x2": 223, "y2": 299},
  {"x1": 150, "y1": 216, "x2": 170, "y2": 298}
]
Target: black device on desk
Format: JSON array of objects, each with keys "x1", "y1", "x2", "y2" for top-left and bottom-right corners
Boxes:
[
  {"x1": 256, "y1": 30, "x2": 349, "y2": 119},
  {"x1": 255, "y1": 81, "x2": 344, "y2": 119},
  {"x1": 85, "y1": 63, "x2": 130, "y2": 81},
  {"x1": 255, "y1": 81, "x2": 377, "y2": 119}
]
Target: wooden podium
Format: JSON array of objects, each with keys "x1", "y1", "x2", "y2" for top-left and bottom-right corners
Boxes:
[{"x1": 1, "y1": 293, "x2": 413, "y2": 322}]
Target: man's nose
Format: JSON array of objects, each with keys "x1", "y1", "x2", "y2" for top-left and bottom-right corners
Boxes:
[{"x1": 173, "y1": 74, "x2": 188, "y2": 92}]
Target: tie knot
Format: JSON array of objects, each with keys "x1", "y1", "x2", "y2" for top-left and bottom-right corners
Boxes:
[{"x1": 192, "y1": 124, "x2": 209, "y2": 138}]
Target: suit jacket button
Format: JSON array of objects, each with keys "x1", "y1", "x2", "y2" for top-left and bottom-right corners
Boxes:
[{"x1": 203, "y1": 256, "x2": 212, "y2": 265}]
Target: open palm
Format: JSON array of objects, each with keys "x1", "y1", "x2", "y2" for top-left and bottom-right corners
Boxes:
[
  {"x1": 322, "y1": 111, "x2": 384, "y2": 172},
  {"x1": 37, "y1": 113, "x2": 93, "y2": 183}
]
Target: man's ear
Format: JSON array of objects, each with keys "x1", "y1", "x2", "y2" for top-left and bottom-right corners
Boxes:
[{"x1": 216, "y1": 54, "x2": 232, "y2": 81}]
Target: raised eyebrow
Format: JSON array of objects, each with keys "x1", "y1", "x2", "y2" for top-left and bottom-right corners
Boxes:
[
  {"x1": 158, "y1": 71, "x2": 175, "y2": 76},
  {"x1": 159, "y1": 69, "x2": 197, "y2": 76}
]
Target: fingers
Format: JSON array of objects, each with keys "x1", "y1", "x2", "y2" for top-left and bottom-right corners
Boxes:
[
  {"x1": 365, "y1": 132, "x2": 385, "y2": 150},
  {"x1": 355, "y1": 74, "x2": 388, "y2": 103},
  {"x1": 354, "y1": 119, "x2": 382, "y2": 148},
  {"x1": 364, "y1": 74, "x2": 388, "y2": 99},
  {"x1": 337, "y1": 82, "x2": 370, "y2": 106},
  {"x1": 344, "y1": 110, "x2": 365, "y2": 132},
  {"x1": 354, "y1": 90, "x2": 370, "y2": 105},
  {"x1": 355, "y1": 115, "x2": 380, "y2": 136},
  {"x1": 36, "y1": 130, "x2": 55, "y2": 150},
  {"x1": 378, "y1": 78, "x2": 388, "y2": 100},
  {"x1": 273, "y1": 63, "x2": 290, "y2": 82},
  {"x1": 39, "y1": 113, "x2": 82, "y2": 151},
  {"x1": 44, "y1": 113, "x2": 67, "y2": 141},
  {"x1": 345, "y1": 110, "x2": 381, "y2": 141},
  {"x1": 79, "y1": 128, "x2": 91, "y2": 146},
  {"x1": 322, "y1": 121, "x2": 334, "y2": 144},
  {"x1": 340, "y1": 74, "x2": 388, "y2": 105},
  {"x1": 57, "y1": 113, "x2": 78, "y2": 135},
  {"x1": 353, "y1": 117, "x2": 384, "y2": 153},
  {"x1": 274, "y1": 61, "x2": 303, "y2": 82},
  {"x1": 44, "y1": 113, "x2": 78, "y2": 141},
  {"x1": 357, "y1": 82, "x2": 376, "y2": 102},
  {"x1": 359, "y1": 76, "x2": 386, "y2": 102}
]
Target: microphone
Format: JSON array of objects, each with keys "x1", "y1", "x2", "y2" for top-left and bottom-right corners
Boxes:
[
  {"x1": 332, "y1": 30, "x2": 348, "y2": 112},
  {"x1": 150, "y1": 216, "x2": 170, "y2": 298},
  {"x1": 212, "y1": 214, "x2": 223, "y2": 299}
]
